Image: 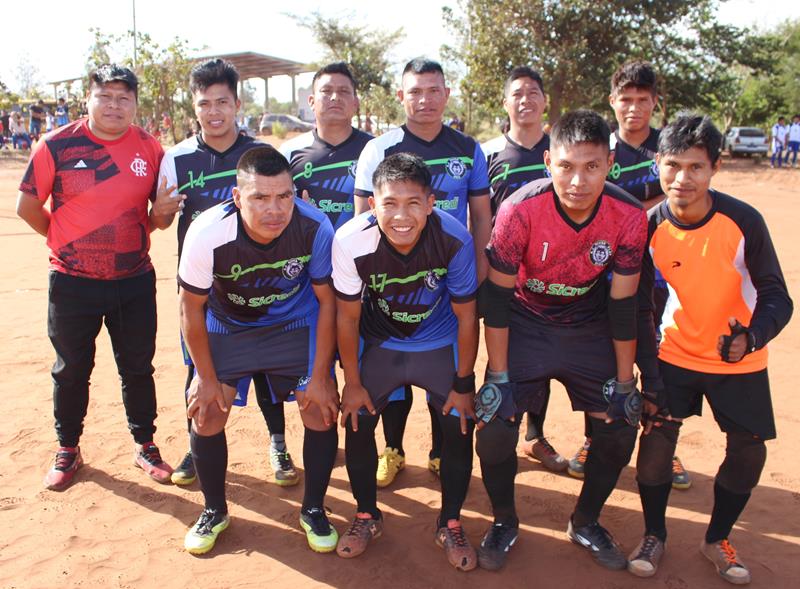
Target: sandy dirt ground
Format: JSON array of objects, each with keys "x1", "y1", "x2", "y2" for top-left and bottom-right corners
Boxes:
[{"x1": 0, "y1": 151, "x2": 797, "y2": 589}]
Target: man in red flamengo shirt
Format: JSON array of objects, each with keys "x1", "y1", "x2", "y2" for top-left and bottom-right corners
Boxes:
[{"x1": 16, "y1": 64, "x2": 182, "y2": 491}]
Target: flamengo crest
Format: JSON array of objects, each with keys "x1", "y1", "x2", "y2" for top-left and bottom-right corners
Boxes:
[{"x1": 130, "y1": 154, "x2": 148, "y2": 177}]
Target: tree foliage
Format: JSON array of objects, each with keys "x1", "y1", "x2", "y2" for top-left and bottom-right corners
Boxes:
[
  {"x1": 86, "y1": 28, "x2": 201, "y2": 143},
  {"x1": 442, "y1": 0, "x2": 774, "y2": 130},
  {"x1": 721, "y1": 20, "x2": 800, "y2": 128},
  {"x1": 293, "y1": 12, "x2": 404, "y2": 132}
]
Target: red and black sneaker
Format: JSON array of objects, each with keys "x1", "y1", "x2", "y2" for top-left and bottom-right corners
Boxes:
[
  {"x1": 44, "y1": 446, "x2": 83, "y2": 491},
  {"x1": 134, "y1": 442, "x2": 173, "y2": 484}
]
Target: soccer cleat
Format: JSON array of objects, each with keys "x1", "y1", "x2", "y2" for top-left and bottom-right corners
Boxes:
[
  {"x1": 671, "y1": 455, "x2": 692, "y2": 490},
  {"x1": 44, "y1": 446, "x2": 83, "y2": 491},
  {"x1": 700, "y1": 539, "x2": 751, "y2": 585},
  {"x1": 299, "y1": 507, "x2": 339, "y2": 553},
  {"x1": 184, "y1": 508, "x2": 230, "y2": 555},
  {"x1": 567, "y1": 518, "x2": 627, "y2": 570},
  {"x1": 477, "y1": 522, "x2": 519, "y2": 571},
  {"x1": 567, "y1": 438, "x2": 591, "y2": 479},
  {"x1": 526, "y1": 437, "x2": 568, "y2": 472},
  {"x1": 435, "y1": 519, "x2": 477, "y2": 571},
  {"x1": 376, "y1": 447, "x2": 405, "y2": 488},
  {"x1": 171, "y1": 450, "x2": 196, "y2": 485},
  {"x1": 270, "y1": 448, "x2": 299, "y2": 487},
  {"x1": 627, "y1": 534, "x2": 665, "y2": 577},
  {"x1": 336, "y1": 513, "x2": 383, "y2": 558},
  {"x1": 428, "y1": 456, "x2": 441, "y2": 476},
  {"x1": 134, "y1": 442, "x2": 173, "y2": 484}
]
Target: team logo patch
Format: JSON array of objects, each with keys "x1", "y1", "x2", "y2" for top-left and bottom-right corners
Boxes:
[
  {"x1": 526, "y1": 278, "x2": 545, "y2": 293},
  {"x1": 296, "y1": 375, "x2": 311, "y2": 389},
  {"x1": 348, "y1": 160, "x2": 357, "y2": 178},
  {"x1": 227, "y1": 293, "x2": 246, "y2": 306},
  {"x1": 130, "y1": 153, "x2": 148, "y2": 177},
  {"x1": 445, "y1": 158, "x2": 466, "y2": 179},
  {"x1": 282, "y1": 258, "x2": 305, "y2": 280},
  {"x1": 424, "y1": 270, "x2": 440, "y2": 291},
  {"x1": 589, "y1": 240, "x2": 612, "y2": 266},
  {"x1": 377, "y1": 298, "x2": 391, "y2": 315}
]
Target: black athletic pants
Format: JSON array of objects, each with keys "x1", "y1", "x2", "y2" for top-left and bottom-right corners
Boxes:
[{"x1": 48, "y1": 270, "x2": 158, "y2": 448}]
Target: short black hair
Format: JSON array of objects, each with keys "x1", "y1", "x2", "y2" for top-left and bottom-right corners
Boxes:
[
  {"x1": 237, "y1": 146, "x2": 291, "y2": 181},
  {"x1": 550, "y1": 109, "x2": 610, "y2": 151},
  {"x1": 89, "y1": 64, "x2": 138, "y2": 99},
  {"x1": 373, "y1": 152, "x2": 432, "y2": 193},
  {"x1": 611, "y1": 60, "x2": 658, "y2": 96},
  {"x1": 312, "y1": 62, "x2": 357, "y2": 93},
  {"x1": 190, "y1": 59, "x2": 239, "y2": 99},
  {"x1": 778, "y1": 116, "x2": 786, "y2": 121},
  {"x1": 504, "y1": 66, "x2": 545, "y2": 96},
  {"x1": 658, "y1": 112, "x2": 723, "y2": 165},
  {"x1": 402, "y1": 58, "x2": 445, "y2": 79}
]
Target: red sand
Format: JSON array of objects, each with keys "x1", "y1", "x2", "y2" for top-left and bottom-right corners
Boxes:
[{"x1": 0, "y1": 155, "x2": 797, "y2": 588}]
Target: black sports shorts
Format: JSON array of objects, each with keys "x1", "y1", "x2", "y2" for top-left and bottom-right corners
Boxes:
[
  {"x1": 359, "y1": 341, "x2": 458, "y2": 415},
  {"x1": 508, "y1": 313, "x2": 615, "y2": 414},
  {"x1": 659, "y1": 360, "x2": 776, "y2": 440}
]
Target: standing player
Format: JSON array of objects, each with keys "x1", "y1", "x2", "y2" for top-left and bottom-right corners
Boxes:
[
  {"x1": 333, "y1": 153, "x2": 480, "y2": 570},
  {"x1": 628, "y1": 114, "x2": 792, "y2": 582},
  {"x1": 280, "y1": 62, "x2": 371, "y2": 231},
  {"x1": 568, "y1": 61, "x2": 691, "y2": 492},
  {"x1": 482, "y1": 66, "x2": 567, "y2": 473},
  {"x1": 770, "y1": 116, "x2": 788, "y2": 168},
  {"x1": 16, "y1": 64, "x2": 178, "y2": 490},
  {"x1": 477, "y1": 110, "x2": 651, "y2": 571},
  {"x1": 159, "y1": 59, "x2": 296, "y2": 488},
  {"x1": 785, "y1": 114, "x2": 800, "y2": 168},
  {"x1": 354, "y1": 58, "x2": 491, "y2": 486},
  {"x1": 179, "y1": 146, "x2": 340, "y2": 555}
]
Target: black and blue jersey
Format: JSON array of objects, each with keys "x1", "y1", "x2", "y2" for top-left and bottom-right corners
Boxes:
[
  {"x1": 608, "y1": 128, "x2": 662, "y2": 202},
  {"x1": 280, "y1": 128, "x2": 372, "y2": 231},
  {"x1": 354, "y1": 125, "x2": 490, "y2": 226},
  {"x1": 159, "y1": 133, "x2": 261, "y2": 256},
  {"x1": 332, "y1": 208, "x2": 477, "y2": 351},
  {"x1": 178, "y1": 198, "x2": 333, "y2": 327},
  {"x1": 482, "y1": 133, "x2": 550, "y2": 217}
]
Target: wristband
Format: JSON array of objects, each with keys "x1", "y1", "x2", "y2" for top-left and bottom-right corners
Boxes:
[
  {"x1": 614, "y1": 377, "x2": 637, "y2": 395},
  {"x1": 453, "y1": 372, "x2": 476, "y2": 395},
  {"x1": 485, "y1": 369, "x2": 509, "y2": 384}
]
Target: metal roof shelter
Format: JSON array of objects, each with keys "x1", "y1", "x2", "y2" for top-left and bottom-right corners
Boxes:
[{"x1": 200, "y1": 51, "x2": 313, "y2": 109}]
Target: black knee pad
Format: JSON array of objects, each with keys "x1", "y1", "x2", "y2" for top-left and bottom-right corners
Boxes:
[
  {"x1": 476, "y1": 418, "x2": 518, "y2": 466},
  {"x1": 636, "y1": 420, "x2": 682, "y2": 486},
  {"x1": 716, "y1": 431, "x2": 766, "y2": 495},
  {"x1": 585, "y1": 416, "x2": 637, "y2": 473}
]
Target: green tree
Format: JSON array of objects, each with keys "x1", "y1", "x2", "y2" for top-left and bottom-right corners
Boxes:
[
  {"x1": 443, "y1": 0, "x2": 771, "y2": 130},
  {"x1": 0, "y1": 79, "x2": 21, "y2": 110},
  {"x1": 293, "y1": 11, "x2": 403, "y2": 133}
]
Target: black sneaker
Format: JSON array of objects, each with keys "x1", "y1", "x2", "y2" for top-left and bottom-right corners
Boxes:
[
  {"x1": 477, "y1": 522, "x2": 519, "y2": 571},
  {"x1": 567, "y1": 519, "x2": 626, "y2": 570},
  {"x1": 300, "y1": 507, "x2": 339, "y2": 553},
  {"x1": 171, "y1": 450, "x2": 196, "y2": 485}
]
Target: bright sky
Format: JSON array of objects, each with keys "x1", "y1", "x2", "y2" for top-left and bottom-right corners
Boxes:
[{"x1": 2, "y1": 0, "x2": 798, "y2": 102}]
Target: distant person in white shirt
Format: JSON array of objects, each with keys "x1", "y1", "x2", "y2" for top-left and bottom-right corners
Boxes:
[
  {"x1": 785, "y1": 114, "x2": 800, "y2": 168},
  {"x1": 771, "y1": 116, "x2": 788, "y2": 168}
]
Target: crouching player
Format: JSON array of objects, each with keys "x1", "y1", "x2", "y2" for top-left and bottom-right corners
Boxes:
[
  {"x1": 178, "y1": 146, "x2": 340, "y2": 554},
  {"x1": 332, "y1": 153, "x2": 480, "y2": 570},
  {"x1": 629, "y1": 113, "x2": 792, "y2": 583},
  {"x1": 476, "y1": 110, "x2": 652, "y2": 571}
]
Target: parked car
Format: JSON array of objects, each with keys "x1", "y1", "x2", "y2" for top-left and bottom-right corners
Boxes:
[
  {"x1": 724, "y1": 127, "x2": 769, "y2": 157},
  {"x1": 259, "y1": 113, "x2": 313, "y2": 135}
]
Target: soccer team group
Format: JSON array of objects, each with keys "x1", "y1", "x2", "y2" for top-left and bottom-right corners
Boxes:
[{"x1": 15, "y1": 56, "x2": 793, "y2": 584}]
